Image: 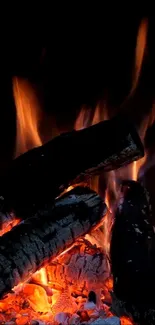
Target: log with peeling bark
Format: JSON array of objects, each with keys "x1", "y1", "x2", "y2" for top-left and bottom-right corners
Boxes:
[
  {"x1": 110, "y1": 180, "x2": 155, "y2": 325},
  {"x1": 0, "y1": 114, "x2": 144, "y2": 218},
  {"x1": 0, "y1": 186, "x2": 106, "y2": 298}
]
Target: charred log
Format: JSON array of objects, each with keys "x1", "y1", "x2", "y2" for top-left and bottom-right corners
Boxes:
[
  {"x1": 0, "y1": 114, "x2": 144, "y2": 217},
  {"x1": 0, "y1": 186, "x2": 106, "y2": 298},
  {"x1": 110, "y1": 180, "x2": 155, "y2": 324}
]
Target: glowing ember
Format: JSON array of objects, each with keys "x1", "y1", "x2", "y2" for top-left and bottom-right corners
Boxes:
[
  {"x1": 31, "y1": 268, "x2": 48, "y2": 286},
  {"x1": 22, "y1": 284, "x2": 51, "y2": 313},
  {"x1": 0, "y1": 216, "x2": 20, "y2": 236},
  {"x1": 0, "y1": 238, "x2": 114, "y2": 323},
  {"x1": 120, "y1": 316, "x2": 134, "y2": 325}
]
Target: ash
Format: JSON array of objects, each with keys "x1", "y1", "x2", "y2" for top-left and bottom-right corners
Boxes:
[{"x1": 47, "y1": 238, "x2": 110, "y2": 295}]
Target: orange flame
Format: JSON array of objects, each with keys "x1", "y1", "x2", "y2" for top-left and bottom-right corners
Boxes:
[
  {"x1": 91, "y1": 101, "x2": 108, "y2": 125},
  {"x1": 120, "y1": 316, "x2": 134, "y2": 325},
  {"x1": 74, "y1": 104, "x2": 117, "y2": 257},
  {"x1": 32, "y1": 268, "x2": 48, "y2": 286},
  {"x1": 0, "y1": 218, "x2": 20, "y2": 236},
  {"x1": 131, "y1": 17, "x2": 148, "y2": 94},
  {"x1": 13, "y1": 77, "x2": 42, "y2": 158},
  {"x1": 103, "y1": 171, "x2": 118, "y2": 255},
  {"x1": 129, "y1": 101, "x2": 155, "y2": 182},
  {"x1": 74, "y1": 101, "x2": 108, "y2": 131},
  {"x1": 74, "y1": 106, "x2": 92, "y2": 130}
]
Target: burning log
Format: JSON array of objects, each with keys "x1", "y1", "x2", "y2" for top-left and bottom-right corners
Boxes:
[
  {"x1": 110, "y1": 180, "x2": 155, "y2": 324},
  {"x1": 0, "y1": 114, "x2": 144, "y2": 217},
  {"x1": 0, "y1": 186, "x2": 106, "y2": 298}
]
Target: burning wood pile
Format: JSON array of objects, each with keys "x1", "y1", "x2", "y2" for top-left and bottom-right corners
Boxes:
[
  {"x1": 0, "y1": 14, "x2": 154, "y2": 325},
  {"x1": 0, "y1": 109, "x2": 145, "y2": 325}
]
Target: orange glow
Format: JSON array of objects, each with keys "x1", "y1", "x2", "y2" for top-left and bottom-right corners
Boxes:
[
  {"x1": 74, "y1": 104, "x2": 116, "y2": 258},
  {"x1": 131, "y1": 18, "x2": 148, "y2": 94},
  {"x1": 130, "y1": 155, "x2": 146, "y2": 181},
  {"x1": 104, "y1": 277, "x2": 113, "y2": 292},
  {"x1": 74, "y1": 106, "x2": 92, "y2": 130},
  {"x1": 102, "y1": 170, "x2": 119, "y2": 256},
  {"x1": 32, "y1": 268, "x2": 48, "y2": 286},
  {"x1": 91, "y1": 101, "x2": 108, "y2": 125},
  {"x1": 102, "y1": 211, "x2": 113, "y2": 256},
  {"x1": 129, "y1": 106, "x2": 154, "y2": 182},
  {"x1": 74, "y1": 101, "x2": 108, "y2": 131},
  {"x1": 13, "y1": 77, "x2": 42, "y2": 158},
  {"x1": 22, "y1": 283, "x2": 51, "y2": 313},
  {"x1": 132, "y1": 161, "x2": 137, "y2": 181},
  {"x1": 120, "y1": 316, "x2": 134, "y2": 325},
  {"x1": 0, "y1": 54, "x2": 142, "y2": 325},
  {"x1": 0, "y1": 217, "x2": 20, "y2": 236}
]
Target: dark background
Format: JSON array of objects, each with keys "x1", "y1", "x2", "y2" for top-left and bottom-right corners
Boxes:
[{"x1": 1, "y1": 13, "x2": 155, "y2": 168}]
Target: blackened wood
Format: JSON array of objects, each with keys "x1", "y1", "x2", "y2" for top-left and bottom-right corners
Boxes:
[
  {"x1": 110, "y1": 180, "x2": 155, "y2": 324},
  {"x1": 0, "y1": 186, "x2": 106, "y2": 298},
  {"x1": 1, "y1": 114, "x2": 144, "y2": 218}
]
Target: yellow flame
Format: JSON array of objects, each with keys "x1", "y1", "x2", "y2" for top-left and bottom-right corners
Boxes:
[{"x1": 34, "y1": 268, "x2": 48, "y2": 285}]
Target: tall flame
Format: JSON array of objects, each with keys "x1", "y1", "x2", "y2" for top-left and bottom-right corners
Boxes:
[
  {"x1": 74, "y1": 104, "x2": 116, "y2": 256},
  {"x1": 131, "y1": 17, "x2": 148, "y2": 94},
  {"x1": 124, "y1": 18, "x2": 149, "y2": 181},
  {"x1": 13, "y1": 77, "x2": 42, "y2": 158}
]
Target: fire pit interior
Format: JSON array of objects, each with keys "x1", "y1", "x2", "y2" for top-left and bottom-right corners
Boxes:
[{"x1": 0, "y1": 14, "x2": 155, "y2": 325}]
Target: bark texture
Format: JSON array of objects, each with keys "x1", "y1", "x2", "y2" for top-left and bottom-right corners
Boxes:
[
  {"x1": 0, "y1": 114, "x2": 144, "y2": 217},
  {"x1": 110, "y1": 180, "x2": 155, "y2": 325},
  {"x1": 0, "y1": 186, "x2": 106, "y2": 298}
]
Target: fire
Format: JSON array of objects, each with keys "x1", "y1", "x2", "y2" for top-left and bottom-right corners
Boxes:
[
  {"x1": 32, "y1": 268, "x2": 48, "y2": 286},
  {"x1": 1, "y1": 24, "x2": 151, "y2": 322},
  {"x1": 131, "y1": 17, "x2": 148, "y2": 95},
  {"x1": 131, "y1": 156, "x2": 146, "y2": 181},
  {"x1": 129, "y1": 101, "x2": 155, "y2": 182},
  {"x1": 75, "y1": 104, "x2": 112, "y2": 241},
  {"x1": 120, "y1": 316, "x2": 134, "y2": 325},
  {"x1": 75, "y1": 105, "x2": 120, "y2": 257},
  {"x1": 13, "y1": 77, "x2": 42, "y2": 158},
  {"x1": 74, "y1": 106, "x2": 92, "y2": 130},
  {"x1": 0, "y1": 217, "x2": 20, "y2": 236}
]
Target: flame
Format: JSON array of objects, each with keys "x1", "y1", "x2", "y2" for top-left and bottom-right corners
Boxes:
[
  {"x1": 22, "y1": 283, "x2": 51, "y2": 313},
  {"x1": 32, "y1": 268, "x2": 48, "y2": 286},
  {"x1": 130, "y1": 156, "x2": 146, "y2": 181},
  {"x1": 13, "y1": 77, "x2": 42, "y2": 158},
  {"x1": 102, "y1": 171, "x2": 119, "y2": 256},
  {"x1": 74, "y1": 106, "x2": 92, "y2": 130},
  {"x1": 129, "y1": 102, "x2": 155, "y2": 182},
  {"x1": 0, "y1": 218, "x2": 20, "y2": 236},
  {"x1": 74, "y1": 101, "x2": 107, "y2": 131},
  {"x1": 91, "y1": 101, "x2": 108, "y2": 125},
  {"x1": 131, "y1": 17, "x2": 148, "y2": 94},
  {"x1": 0, "y1": 48, "x2": 144, "y2": 325},
  {"x1": 120, "y1": 316, "x2": 134, "y2": 325},
  {"x1": 74, "y1": 104, "x2": 116, "y2": 257}
]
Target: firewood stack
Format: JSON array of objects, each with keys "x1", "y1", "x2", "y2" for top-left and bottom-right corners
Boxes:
[{"x1": 0, "y1": 114, "x2": 144, "y2": 302}]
